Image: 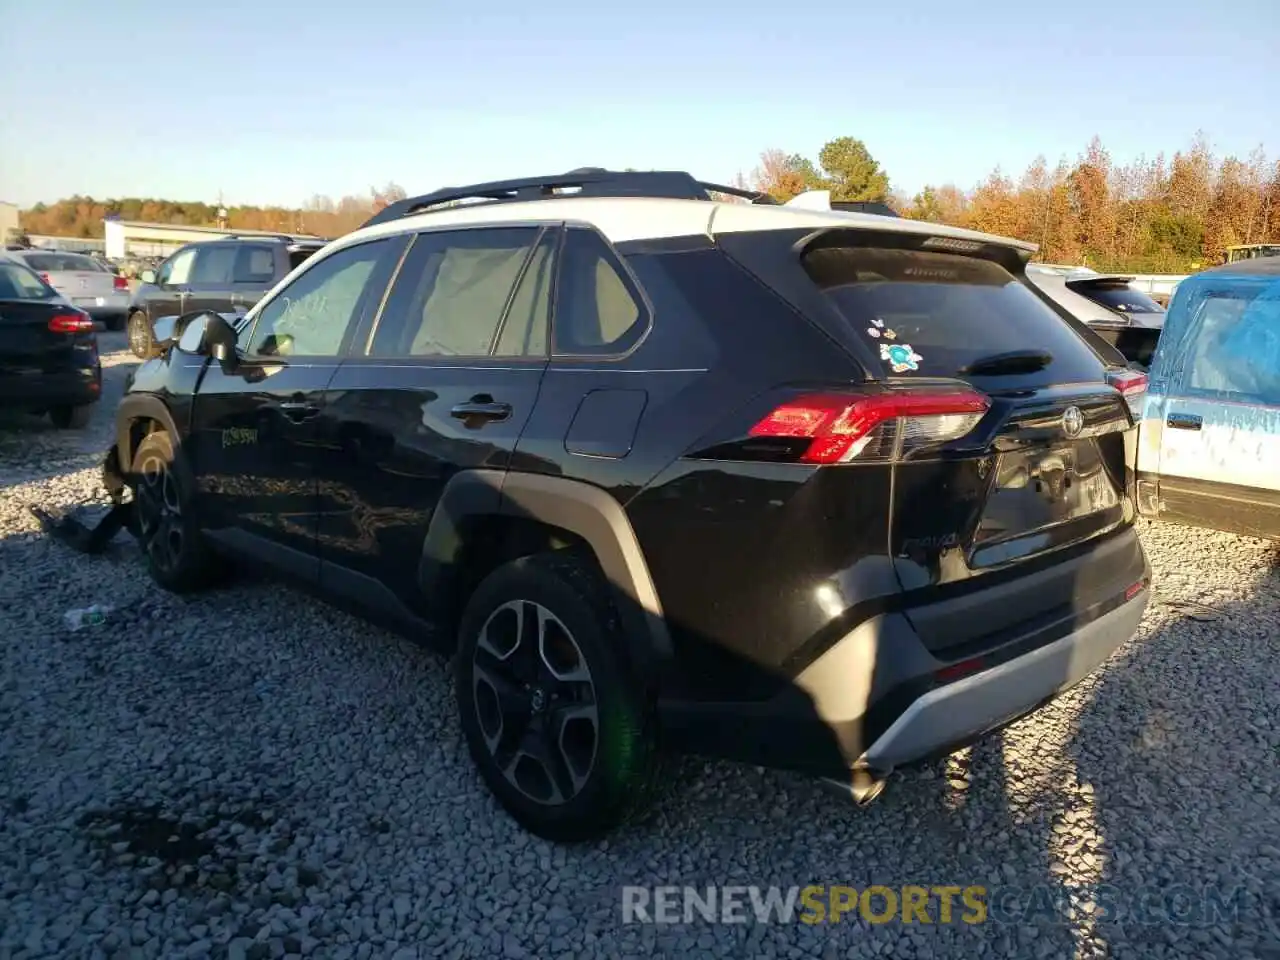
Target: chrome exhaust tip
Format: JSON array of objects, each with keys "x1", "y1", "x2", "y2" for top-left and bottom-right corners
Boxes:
[{"x1": 818, "y1": 767, "x2": 887, "y2": 805}]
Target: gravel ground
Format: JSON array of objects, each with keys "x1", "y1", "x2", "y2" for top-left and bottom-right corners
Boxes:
[{"x1": 1, "y1": 332, "x2": 1278, "y2": 959}]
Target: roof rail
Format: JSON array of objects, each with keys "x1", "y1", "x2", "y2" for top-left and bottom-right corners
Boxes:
[
  {"x1": 214, "y1": 233, "x2": 323, "y2": 243},
  {"x1": 359, "y1": 169, "x2": 777, "y2": 229}
]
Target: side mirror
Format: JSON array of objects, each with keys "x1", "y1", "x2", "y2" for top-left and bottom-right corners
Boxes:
[
  {"x1": 140, "y1": 269, "x2": 157, "y2": 284},
  {"x1": 177, "y1": 312, "x2": 239, "y2": 370}
]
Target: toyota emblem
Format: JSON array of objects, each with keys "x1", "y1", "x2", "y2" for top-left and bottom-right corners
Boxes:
[{"x1": 1062, "y1": 406, "x2": 1084, "y2": 438}]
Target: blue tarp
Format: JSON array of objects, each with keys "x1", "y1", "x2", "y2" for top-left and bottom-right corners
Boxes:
[{"x1": 1151, "y1": 272, "x2": 1280, "y2": 407}]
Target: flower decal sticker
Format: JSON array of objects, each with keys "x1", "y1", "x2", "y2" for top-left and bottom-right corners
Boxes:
[{"x1": 881, "y1": 342, "x2": 923, "y2": 373}]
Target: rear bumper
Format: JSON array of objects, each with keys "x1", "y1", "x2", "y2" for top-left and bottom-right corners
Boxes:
[
  {"x1": 658, "y1": 529, "x2": 1150, "y2": 779},
  {"x1": 70, "y1": 294, "x2": 131, "y2": 319},
  {"x1": 860, "y1": 590, "x2": 1147, "y2": 771},
  {"x1": 0, "y1": 365, "x2": 102, "y2": 410}
]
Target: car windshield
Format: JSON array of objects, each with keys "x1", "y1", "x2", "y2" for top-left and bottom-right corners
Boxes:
[
  {"x1": 0, "y1": 262, "x2": 57, "y2": 299},
  {"x1": 802, "y1": 246, "x2": 1106, "y2": 381},
  {"x1": 23, "y1": 252, "x2": 102, "y2": 272}
]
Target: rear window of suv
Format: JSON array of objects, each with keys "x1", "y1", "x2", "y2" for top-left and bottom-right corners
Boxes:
[
  {"x1": 1071, "y1": 281, "x2": 1164, "y2": 315},
  {"x1": 801, "y1": 246, "x2": 1108, "y2": 381}
]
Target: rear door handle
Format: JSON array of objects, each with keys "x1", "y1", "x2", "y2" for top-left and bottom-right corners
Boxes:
[
  {"x1": 277, "y1": 399, "x2": 319, "y2": 422},
  {"x1": 450, "y1": 399, "x2": 512, "y2": 424},
  {"x1": 1167, "y1": 413, "x2": 1202, "y2": 431}
]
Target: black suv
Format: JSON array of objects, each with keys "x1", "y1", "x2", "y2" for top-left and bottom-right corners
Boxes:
[
  {"x1": 108, "y1": 170, "x2": 1151, "y2": 840},
  {"x1": 126, "y1": 234, "x2": 325, "y2": 359}
]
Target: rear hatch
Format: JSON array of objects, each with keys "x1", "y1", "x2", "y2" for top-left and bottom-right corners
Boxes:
[
  {"x1": 795, "y1": 240, "x2": 1141, "y2": 647},
  {"x1": 22, "y1": 252, "x2": 117, "y2": 307}
]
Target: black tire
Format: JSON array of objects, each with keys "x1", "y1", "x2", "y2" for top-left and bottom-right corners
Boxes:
[
  {"x1": 454, "y1": 552, "x2": 662, "y2": 841},
  {"x1": 49, "y1": 404, "x2": 93, "y2": 429},
  {"x1": 131, "y1": 431, "x2": 222, "y2": 592},
  {"x1": 127, "y1": 311, "x2": 154, "y2": 359}
]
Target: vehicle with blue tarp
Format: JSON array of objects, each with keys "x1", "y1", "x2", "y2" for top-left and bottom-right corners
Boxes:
[{"x1": 1135, "y1": 256, "x2": 1280, "y2": 539}]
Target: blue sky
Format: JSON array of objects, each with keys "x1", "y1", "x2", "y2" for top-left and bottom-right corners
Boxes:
[{"x1": 2, "y1": 0, "x2": 1277, "y2": 208}]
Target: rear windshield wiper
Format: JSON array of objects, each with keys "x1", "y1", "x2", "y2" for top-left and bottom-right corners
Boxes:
[{"x1": 959, "y1": 350, "x2": 1053, "y2": 377}]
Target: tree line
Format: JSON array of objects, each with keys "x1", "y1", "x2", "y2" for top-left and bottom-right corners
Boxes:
[
  {"x1": 17, "y1": 183, "x2": 408, "y2": 245},
  {"x1": 741, "y1": 133, "x2": 1280, "y2": 273},
  {"x1": 19, "y1": 133, "x2": 1280, "y2": 272}
]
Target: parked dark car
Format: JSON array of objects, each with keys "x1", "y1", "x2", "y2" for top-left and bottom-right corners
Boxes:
[
  {"x1": 0, "y1": 257, "x2": 101, "y2": 428},
  {"x1": 1027, "y1": 266, "x2": 1167, "y2": 368},
  {"x1": 126, "y1": 235, "x2": 325, "y2": 358},
  {"x1": 107, "y1": 170, "x2": 1150, "y2": 840}
]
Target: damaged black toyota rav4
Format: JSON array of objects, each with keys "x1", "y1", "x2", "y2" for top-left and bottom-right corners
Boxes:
[{"x1": 99, "y1": 170, "x2": 1151, "y2": 840}]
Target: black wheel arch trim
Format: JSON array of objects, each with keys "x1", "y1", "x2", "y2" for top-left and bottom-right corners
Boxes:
[{"x1": 418, "y1": 469, "x2": 675, "y2": 682}]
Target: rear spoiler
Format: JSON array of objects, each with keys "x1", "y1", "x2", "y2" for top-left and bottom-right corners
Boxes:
[
  {"x1": 1065, "y1": 274, "x2": 1136, "y2": 291},
  {"x1": 784, "y1": 191, "x2": 900, "y2": 218}
]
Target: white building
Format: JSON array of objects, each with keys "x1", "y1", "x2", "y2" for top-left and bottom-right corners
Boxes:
[
  {"x1": 0, "y1": 202, "x2": 20, "y2": 243},
  {"x1": 103, "y1": 219, "x2": 323, "y2": 258}
]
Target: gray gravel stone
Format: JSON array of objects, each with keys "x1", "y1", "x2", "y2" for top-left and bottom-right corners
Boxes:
[{"x1": 0, "y1": 332, "x2": 1276, "y2": 958}]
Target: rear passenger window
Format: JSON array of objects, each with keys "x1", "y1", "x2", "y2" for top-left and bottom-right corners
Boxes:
[
  {"x1": 369, "y1": 227, "x2": 545, "y2": 358},
  {"x1": 553, "y1": 229, "x2": 646, "y2": 356},
  {"x1": 235, "y1": 246, "x2": 276, "y2": 284},
  {"x1": 190, "y1": 244, "x2": 237, "y2": 284},
  {"x1": 494, "y1": 231, "x2": 555, "y2": 357}
]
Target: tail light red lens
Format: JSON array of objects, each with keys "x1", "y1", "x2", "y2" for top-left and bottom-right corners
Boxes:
[
  {"x1": 113, "y1": 275, "x2": 129, "y2": 291},
  {"x1": 1106, "y1": 369, "x2": 1148, "y2": 418},
  {"x1": 49, "y1": 312, "x2": 95, "y2": 334},
  {"x1": 749, "y1": 387, "x2": 991, "y2": 464}
]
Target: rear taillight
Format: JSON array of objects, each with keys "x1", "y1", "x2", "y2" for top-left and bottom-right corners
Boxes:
[
  {"x1": 49, "y1": 312, "x2": 94, "y2": 334},
  {"x1": 113, "y1": 275, "x2": 129, "y2": 291},
  {"x1": 1106, "y1": 369, "x2": 1148, "y2": 419},
  {"x1": 748, "y1": 387, "x2": 990, "y2": 464}
]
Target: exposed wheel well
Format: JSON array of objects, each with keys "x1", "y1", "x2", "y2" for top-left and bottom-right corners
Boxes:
[
  {"x1": 438, "y1": 515, "x2": 595, "y2": 650},
  {"x1": 124, "y1": 416, "x2": 166, "y2": 469}
]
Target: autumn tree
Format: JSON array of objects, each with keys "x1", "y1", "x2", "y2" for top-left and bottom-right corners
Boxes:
[
  {"x1": 750, "y1": 137, "x2": 890, "y2": 203},
  {"x1": 750, "y1": 149, "x2": 813, "y2": 202},
  {"x1": 20, "y1": 134, "x2": 1280, "y2": 268}
]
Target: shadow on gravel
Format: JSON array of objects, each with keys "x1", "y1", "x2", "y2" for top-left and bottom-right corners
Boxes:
[
  {"x1": 1059, "y1": 529, "x2": 1280, "y2": 957},
  {"x1": 1071, "y1": 532, "x2": 1280, "y2": 957},
  {"x1": 25, "y1": 455, "x2": 1280, "y2": 956}
]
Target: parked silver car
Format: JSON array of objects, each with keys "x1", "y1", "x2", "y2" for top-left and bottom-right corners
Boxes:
[
  {"x1": 1027, "y1": 265, "x2": 1165, "y2": 367},
  {"x1": 5, "y1": 250, "x2": 131, "y2": 330}
]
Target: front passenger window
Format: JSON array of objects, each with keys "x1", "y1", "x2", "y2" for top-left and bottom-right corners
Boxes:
[
  {"x1": 158, "y1": 249, "x2": 195, "y2": 286},
  {"x1": 244, "y1": 239, "x2": 394, "y2": 358}
]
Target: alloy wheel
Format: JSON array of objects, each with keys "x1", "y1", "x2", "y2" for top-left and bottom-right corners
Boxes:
[
  {"x1": 136, "y1": 452, "x2": 184, "y2": 575},
  {"x1": 471, "y1": 600, "x2": 599, "y2": 806},
  {"x1": 128, "y1": 315, "x2": 149, "y2": 357}
]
